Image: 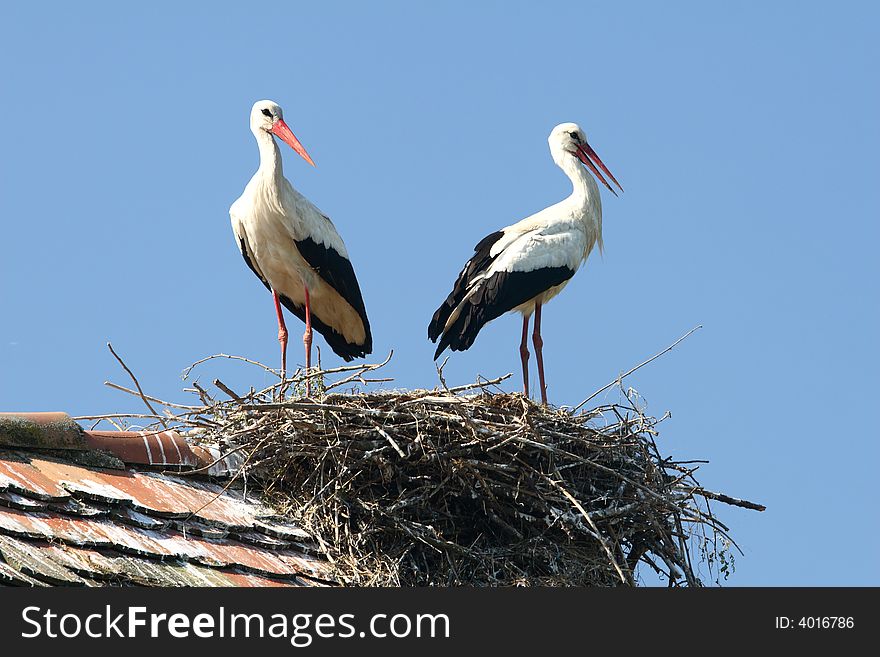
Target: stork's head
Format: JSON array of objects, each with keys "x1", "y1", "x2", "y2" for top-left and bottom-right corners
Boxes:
[
  {"x1": 549, "y1": 122, "x2": 622, "y2": 196},
  {"x1": 250, "y1": 99, "x2": 315, "y2": 167}
]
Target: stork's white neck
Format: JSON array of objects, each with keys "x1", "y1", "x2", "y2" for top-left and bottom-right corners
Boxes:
[
  {"x1": 556, "y1": 150, "x2": 604, "y2": 254},
  {"x1": 254, "y1": 129, "x2": 284, "y2": 181},
  {"x1": 559, "y1": 151, "x2": 599, "y2": 204}
]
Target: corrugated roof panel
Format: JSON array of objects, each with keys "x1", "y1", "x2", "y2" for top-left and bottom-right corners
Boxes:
[
  {"x1": 222, "y1": 571, "x2": 300, "y2": 588},
  {"x1": 0, "y1": 535, "x2": 86, "y2": 586},
  {"x1": 47, "y1": 497, "x2": 108, "y2": 518},
  {"x1": 0, "y1": 507, "x2": 170, "y2": 556},
  {"x1": 33, "y1": 544, "x2": 119, "y2": 582},
  {"x1": 171, "y1": 520, "x2": 229, "y2": 540},
  {"x1": 4, "y1": 454, "x2": 270, "y2": 527},
  {"x1": 1, "y1": 448, "x2": 310, "y2": 538},
  {"x1": 64, "y1": 466, "x2": 271, "y2": 527},
  {"x1": 254, "y1": 518, "x2": 314, "y2": 541},
  {"x1": 0, "y1": 560, "x2": 48, "y2": 586},
  {"x1": 111, "y1": 506, "x2": 168, "y2": 530},
  {"x1": 36, "y1": 545, "x2": 303, "y2": 588},
  {"x1": 0, "y1": 455, "x2": 71, "y2": 501},
  {"x1": 0, "y1": 490, "x2": 47, "y2": 511},
  {"x1": 277, "y1": 552, "x2": 335, "y2": 581},
  {"x1": 230, "y1": 530, "x2": 292, "y2": 550},
  {"x1": 0, "y1": 415, "x2": 335, "y2": 588},
  {"x1": 0, "y1": 505, "x2": 331, "y2": 580}
]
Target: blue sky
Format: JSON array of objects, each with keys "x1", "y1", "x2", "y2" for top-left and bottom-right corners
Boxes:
[{"x1": 1, "y1": 1, "x2": 877, "y2": 585}]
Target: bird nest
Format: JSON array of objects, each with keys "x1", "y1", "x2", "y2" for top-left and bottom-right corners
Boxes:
[{"x1": 90, "y1": 346, "x2": 765, "y2": 587}]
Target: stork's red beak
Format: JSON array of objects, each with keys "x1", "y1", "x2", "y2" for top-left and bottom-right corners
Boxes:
[
  {"x1": 576, "y1": 141, "x2": 623, "y2": 196},
  {"x1": 271, "y1": 119, "x2": 316, "y2": 167}
]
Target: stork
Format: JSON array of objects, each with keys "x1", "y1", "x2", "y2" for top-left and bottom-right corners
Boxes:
[
  {"x1": 428, "y1": 123, "x2": 622, "y2": 404},
  {"x1": 230, "y1": 100, "x2": 372, "y2": 391}
]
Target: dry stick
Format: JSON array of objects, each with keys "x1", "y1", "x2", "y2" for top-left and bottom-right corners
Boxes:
[
  {"x1": 374, "y1": 425, "x2": 406, "y2": 458},
  {"x1": 512, "y1": 439, "x2": 732, "y2": 534},
  {"x1": 107, "y1": 342, "x2": 169, "y2": 429},
  {"x1": 674, "y1": 513, "x2": 699, "y2": 587},
  {"x1": 445, "y1": 373, "x2": 512, "y2": 394},
  {"x1": 435, "y1": 357, "x2": 451, "y2": 393},
  {"x1": 190, "y1": 382, "x2": 215, "y2": 406},
  {"x1": 104, "y1": 381, "x2": 202, "y2": 410},
  {"x1": 71, "y1": 412, "x2": 168, "y2": 422},
  {"x1": 298, "y1": 351, "x2": 395, "y2": 384},
  {"x1": 237, "y1": 401, "x2": 412, "y2": 420},
  {"x1": 182, "y1": 353, "x2": 281, "y2": 380},
  {"x1": 71, "y1": 412, "x2": 220, "y2": 433},
  {"x1": 573, "y1": 325, "x2": 703, "y2": 413},
  {"x1": 545, "y1": 474, "x2": 631, "y2": 585},
  {"x1": 688, "y1": 487, "x2": 766, "y2": 512},
  {"x1": 87, "y1": 417, "x2": 125, "y2": 431},
  {"x1": 323, "y1": 352, "x2": 396, "y2": 393},
  {"x1": 213, "y1": 378, "x2": 243, "y2": 401},
  {"x1": 256, "y1": 353, "x2": 396, "y2": 399}
]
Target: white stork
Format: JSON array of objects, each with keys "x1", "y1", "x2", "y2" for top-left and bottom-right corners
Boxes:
[
  {"x1": 230, "y1": 100, "x2": 371, "y2": 390},
  {"x1": 428, "y1": 122, "x2": 622, "y2": 404}
]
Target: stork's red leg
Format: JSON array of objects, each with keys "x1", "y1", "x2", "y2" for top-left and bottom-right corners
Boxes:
[
  {"x1": 533, "y1": 302, "x2": 548, "y2": 405},
  {"x1": 273, "y1": 290, "x2": 288, "y2": 377},
  {"x1": 520, "y1": 314, "x2": 530, "y2": 397},
  {"x1": 303, "y1": 285, "x2": 313, "y2": 396}
]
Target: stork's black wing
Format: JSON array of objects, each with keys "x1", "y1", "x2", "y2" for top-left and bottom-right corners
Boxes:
[
  {"x1": 237, "y1": 228, "x2": 371, "y2": 362},
  {"x1": 238, "y1": 233, "x2": 270, "y2": 292},
  {"x1": 293, "y1": 236, "x2": 372, "y2": 359},
  {"x1": 428, "y1": 230, "x2": 505, "y2": 343},
  {"x1": 431, "y1": 265, "x2": 575, "y2": 360}
]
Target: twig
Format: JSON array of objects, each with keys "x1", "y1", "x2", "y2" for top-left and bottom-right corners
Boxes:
[
  {"x1": 374, "y1": 426, "x2": 406, "y2": 458},
  {"x1": 436, "y1": 356, "x2": 450, "y2": 393},
  {"x1": 71, "y1": 412, "x2": 170, "y2": 422},
  {"x1": 291, "y1": 352, "x2": 394, "y2": 384},
  {"x1": 107, "y1": 342, "x2": 168, "y2": 428},
  {"x1": 322, "y1": 351, "x2": 395, "y2": 393},
  {"x1": 213, "y1": 378, "x2": 243, "y2": 401},
  {"x1": 573, "y1": 325, "x2": 703, "y2": 412},
  {"x1": 182, "y1": 353, "x2": 281, "y2": 380},
  {"x1": 104, "y1": 381, "x2": 202, "y2": 410},
  {"x1": 445, "y1": 373, "x2": 512, "y2": 394},
  {"x1": 688, "y1": 487, "x2": 766, "y2": 512},
  {"x1": 190, "y1": 382, "x2": 215, "y2": 406},
  {"x1": 545, "y1": 474, "x2": 631, "y2": 585}
]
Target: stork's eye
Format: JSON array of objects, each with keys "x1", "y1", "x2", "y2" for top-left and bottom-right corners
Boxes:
[
  {"x1": 261, "y1": 108, "x2": 273, "y2": 118},
  {"x1": 569, "y1": 131, "x2": 580, "y2": 141}
]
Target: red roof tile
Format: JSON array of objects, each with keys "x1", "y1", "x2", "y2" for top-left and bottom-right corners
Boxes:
[
  {"x1": 84, "y1": 430, "x2": 202, "y2": 468},
  {"x1": 0, "y1": 413, "x2": 87, "y2": 450}
]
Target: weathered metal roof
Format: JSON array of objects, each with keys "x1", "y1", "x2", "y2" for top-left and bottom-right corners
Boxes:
[{"x1": 0, "y1": 412, "x2": 335, "y2": 588}]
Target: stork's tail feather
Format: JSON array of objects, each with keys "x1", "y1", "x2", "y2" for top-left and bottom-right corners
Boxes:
[
  {"x1": 428, "y1": 265, "x2": 577, "y2": 361},
  {"x1": 428, "y1": 296, "x2": 459, "y2": 343},
  {"x1": 430, "y1": 302, "x2": 489, "y2": 361}
]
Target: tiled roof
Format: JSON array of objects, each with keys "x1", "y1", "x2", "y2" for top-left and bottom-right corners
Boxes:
[{"x1": 0, "y1": 412, "x2": 334, "y2": 587}]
